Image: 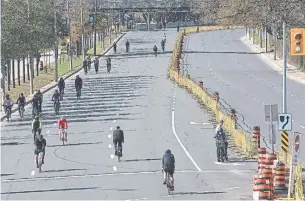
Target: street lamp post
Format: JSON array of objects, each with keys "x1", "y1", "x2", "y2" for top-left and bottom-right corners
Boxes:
[
  {"x1": 27, "y1": 0, "x2": 34, "y2": 94},
  {"x1": 80, "y1": 0, "x2": 85, "y2": 60},
  {"x1": 54, "y1": 0, "x2": 59, "y2": 82}
]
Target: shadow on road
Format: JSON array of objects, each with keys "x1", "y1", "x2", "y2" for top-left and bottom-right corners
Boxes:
[
  {"x1": 1, "y1": 142, "x2": 28, "y2": 146},
  {"x1": 1, "y1": 187, "x2": 99, "y2": 195},
  {"x1": 43, "y1": 168, "x2": 87, "y2": 173},
  {"x1": 183, "y1": 50, "x2": 262, "y2": 55},
  {"x1": 173, "y1": 191, "x2": 226, "y2": 195},
  {"x1": 47, "y1": 141, "x2": 103, "y2": 148},
  {"x1": 122, "y1": 158, "x2": 161, "y2": 162},
  {"x1": 1, "y1": 173, "x2": 15, "y2": 177}
]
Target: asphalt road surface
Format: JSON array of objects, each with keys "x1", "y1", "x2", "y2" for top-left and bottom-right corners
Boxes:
[
  {"x1": 1, "y1": 29, "x2": 255, "y2": 200},
  {"x1": 183, "y1": 29, "x2": 305, "y2": 161}
]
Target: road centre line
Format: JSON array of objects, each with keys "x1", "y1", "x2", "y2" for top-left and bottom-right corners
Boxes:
[
  {"x1": 171, "y1": 85, "x2": 202, "y2": 172},
  {"x1": 3, "y1": 170, "x2": 254, "y2": 183}
]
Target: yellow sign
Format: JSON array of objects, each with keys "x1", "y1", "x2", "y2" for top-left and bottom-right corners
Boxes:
[
  {"x1": 281, "y1": 131, "x2": 289, "y2": 152},
  {"x1": 258, "y1": 26, "x2": 263, "y2": 31}
]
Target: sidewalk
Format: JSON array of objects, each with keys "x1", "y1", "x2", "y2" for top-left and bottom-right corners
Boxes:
[
  {"x1": 1, "y1": 33, "x2": 126, "y2": 120},
  {"x1": 241, "y1": 36, "x2": 305, "y2": 85}
]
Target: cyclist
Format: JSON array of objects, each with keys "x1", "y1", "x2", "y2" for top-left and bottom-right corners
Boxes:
[
  {"x1": 75, "y1": 75, "x2": 83, "y2": 97},
  {"x1": 86, "y1": 55, "x2": 91, "y2": 70},
  {"x1": 113, "y1": 42, "x2": 117, "y2": 52},
  {"x1": 32, "y1": 116, "x2": 42, "y2": 141},
  {"x1": 125, "y1": 40, "x2": 130, "y2": 52},
  {"x1": 36, "y1": 90, "x2": 43, "y2": 113},
  {"x1": 162, "y1": 149, "x2": 175, "y2": 191},
  {"x1": 163, "y1": 33, "x2": 166, "y2": 43},
  {"x1": 3, "y1": 94, "x2": 13, "y2": 117},
  {"x1": 214, "y1": 119, "x2": 228, "y2": 161},
  {"x1": 51, "y1": 89, "x2": 60, "y2": 109},
  {"x1": 82, "y1": 59, "x2": 88, "y2": 74},
  {"x1": 16, "y1": 93, "x2": 26, "y2": 116},
  {"x1": 106, "y1": 57, "x2": 111, "y2": 73},
  {"x1": 58, "y1": 116, "x2": 68, "y2": 142},
  {"x1": 31, "y1": 92, "x2": 40, "y2": 115},
  {"x1": 161, "y1": 39, "x2": 165, "y2": 51},
  {"x1": 113, "y1": 126, "x2": 124, "y2": 156},
  {"x1": 34, "y1": 132, "x2": 46, "y2": 167},
  {"x1": 94, "y1": 57, "x2": 99, "y2": 73},
  {"x1": 153, "y1": 45, "x2": 157, "y2": 56},
  {"x1": 58, "y1": 77, "x2": 65, "y2": 95}
]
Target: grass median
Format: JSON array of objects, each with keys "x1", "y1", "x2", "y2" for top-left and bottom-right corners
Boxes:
[{"x1": 5, "y1": 33, "x2": 117, "y2": 101}]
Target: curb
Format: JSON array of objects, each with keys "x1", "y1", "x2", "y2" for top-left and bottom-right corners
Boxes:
[
  {"x1": 241, "y1": 35, "x2": 305, "y2": 85},
  {"x1": 1, "y1": 33, "x2": 126, "y2": 121}
]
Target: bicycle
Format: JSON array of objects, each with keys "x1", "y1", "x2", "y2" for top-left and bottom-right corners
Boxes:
[
  {"x1": 107, "y1": 64, "x2": 111, "y2": 73},
  {"x1": 19, "y1": 104, "x2": 24, "y2": 119},
  {"x1": 37, "y1": 149, "x2": 44, "y2": 173},
  {"x1": 54, "y1": 99, "x2": 60, "y2": 115},
  {"x1": 3, "y1": 105, "x2": 12, "y2": 121},
  {"x1": 164, "y1": 171, "x2": 173, "y2": 194},
  {"x1": 59, "y1": 88, "x2": 64, "y2": 101},
  {"x1": 117, "y1": 145, "x2": 122, "y2": 162},
  {"x1": 217, "y1": 140, "x2": 228, "y2": 162},
  {"x1": 76, "y1": 86, "x2": 81, "y2": 99},
  {"x1": 59, "y1": 127, "x2": 67, "y2": 145}
]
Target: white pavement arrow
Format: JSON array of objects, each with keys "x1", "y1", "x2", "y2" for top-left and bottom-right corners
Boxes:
[
  {"x1": 214, "y1": 162, "x2": 244, "y2": 166},
  {"x1": 190, "y1": 122, "x2": 211, "y2": 125}
]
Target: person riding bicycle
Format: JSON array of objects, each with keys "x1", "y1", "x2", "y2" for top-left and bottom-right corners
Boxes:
[
  {"x1": 36, "y1": 90, "x2": 43, "y2": 113},
  {"x1": 94, "y1": 57, "x2": 99, "y2": 72},
  {"x1": 82, "y1": 59, "x2": 88, "y2": 73},
  {"x1": 162, "y1": 33, "x2": 166, "y2": 42},
  {"x1": 32, "y1": 116, "x2": 42, "y2": 140},
  {"x1": 86, "y1": 55, "x2": 91, "y2": 67},
  {"x1": 125, "y1": 40, "x2": 130, "y2": 51},
  {"x1": 16, "y1": 93, "x2": 26, "y2": 115},
  {"x1": 162, "y1": 149, "x2": 175, "y2": 191},
  {"x1": 107, "y1": 57, "x2": 111, "y2": 67},
  {"x1": 58, "y1": 77, "x2": 65, "y2": 95},
  {"x1": 31, "y1": 92, "x2": 40, "y2": 115},
  {"x1": 214, "y1": 119, "x2": 228, "y2": 161},
  {"x1": 113, "y1": 42, "x2": 117, "y2": 52},
  {"x1": 153, "y1": 45, "x2": 158, "y2": 54},
  {"x1": 58, "y1": 116, "x2": 68, "y2": 142},
  {"x1": 75, "y1": 75, "x2": 83, "y2": 94},
  {"x1": 3, "y1": 94, "x2": 13, "y2": 117},
  {"x1": 34, "y1": 132, "x2": 46, "y2": 167},
  {"x1": 161, "y1": 39, "x2": 165, "y2": 50},
  {"x1": 113, "y1": 126, "x2": 124, "y2": 156},
  {"x1": 51, "y1": 89, "x2": 60, "y2": 109}
]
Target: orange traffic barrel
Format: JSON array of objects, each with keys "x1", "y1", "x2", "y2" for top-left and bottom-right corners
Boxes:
[
  {"x1": 258, "y1": 148, "x2": 266, "y2": 155},
  {"x1": 274, "y1": 162, "x2": 287, "y2": 190},
  {"x1": 252, "y1": 126, "x2": 261, "y2": 148},
  {"x1": 264, "y1": 154, "x2": 277, "y2": 166},
  {"x1": 259, "y1": 191, "x2": 270, "y2": 200}
]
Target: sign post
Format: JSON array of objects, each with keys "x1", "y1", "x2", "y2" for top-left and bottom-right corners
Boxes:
[
  {"x1": 264, "y1": 104, "x2": 278, "y2": 153},
  {"x1": 288, "y1": 132, "x2": 300, "y2": 198}
]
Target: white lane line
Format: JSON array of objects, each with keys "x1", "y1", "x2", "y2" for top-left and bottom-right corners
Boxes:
[
  {"x1": 190, "y1": 122, "x2": 211, "y2": 125},
  {"x1": 301, "y1": 126, "x2": 305, "y2": 129},
  {"x1": 171, "y1": 86, "x2": 202, "y2": 172},
  {"x1": 110, "y1": 154, "x2": 115, "y2": 159},
  {"x1": 108, "y1": 144, "x2": 112, "y2": 149},
  {"x1": 110, "y1": 127, "x2": 113, "y2": 131},
  {"x1": 108, "y1": 134, "x2": 111, "y2": 138},
  {"x1": 113, "y1": 120, "x2": 116, "y2": 123},
  {"x1": 46, "y1": 130, "x2": 50, "y2": 134},
  {"x1": 215, "y1": 162, "x2": 245, "y2": 166},
  {"x1": 31, "y1": 170, "x2": 35, "y2": 176},
  {"x1": 116, "y1": 113, "x2": 119, "y2": 116},
  {"x1": 226, "y1": 187, "x2": 241, "y2": 191},
  {"x1": 113, "y1": 166, "x2": 117, "y2": 171},
  {"x1": 3, "y1": 170, "x2": 254, "y2": 183}
]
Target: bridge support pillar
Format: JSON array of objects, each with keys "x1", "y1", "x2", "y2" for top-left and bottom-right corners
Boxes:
[{"x1": 147, "y1": 12, "x2": 150, "y2": 30}]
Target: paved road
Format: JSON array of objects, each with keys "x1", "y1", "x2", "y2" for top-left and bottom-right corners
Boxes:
[
  {"x1": 184, "y1": 29, "x2": 305, "y2": 161},
  {"x1": 1, "y1": 30, "x2": 255, "y2": 200}
]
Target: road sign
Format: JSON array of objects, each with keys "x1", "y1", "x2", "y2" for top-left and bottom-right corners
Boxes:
[
  {"x1": 264, "y1": 104, "x2": 278, "y2": 122},
  {"x1": 292, "y1": 133, "x2": 300, "y2": 165},
  {"x1": 281, "y1": 131, "x2": 289, "y2": 152},
  {"x1": 269, "y1": 123, "x2": 276, "y2": 144},
  {"x1": 278, "y1": 113, "x2": 292, "y2": 131}
]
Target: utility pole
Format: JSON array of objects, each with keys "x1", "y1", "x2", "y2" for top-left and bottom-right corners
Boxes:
[
  {"x1": 27, "y1": 0, "x2": 34, "y2": 94},
  {"x1": 93, "y1": 0, "x2": 97, "y2": 56},
  {"x1": 54, "y1": 0, "x2": 59, "y2": 82},
  {"x1": 1, "y1": 0, "x2": 4, "y2": 112},
  {"x1": 67, "y1": 0, "x2": 72, "y2": 70},
  {"x1": 282, "y1": 21, "x2": 287, "y2": 113},
  {"x1": 265, "y1": 16, "x2": 268, "y2": 53},
  {"x1": 80, "y1": 0, "x2": 85, "y2": 60}
]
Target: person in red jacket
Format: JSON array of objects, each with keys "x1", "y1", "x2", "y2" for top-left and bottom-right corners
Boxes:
[{"x1": 58, "y1": 116, "x2": 68, "y2": 141}]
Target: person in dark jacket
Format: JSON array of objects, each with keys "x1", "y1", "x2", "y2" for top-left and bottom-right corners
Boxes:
[
  {"x1": 113, "y1": 126, "x2": 124, "y2": 156},
  {"x1": 16, "y1": 93, "x2": 26, "y2": 115},
  {"x1": 34, "y1": 132, "x2": 46, "y2": 167},
  {"x1": 36, "y1": 90, "x2": 43, "y2": 113},
  {"x1": 162, "y1": 149, "x2": 175, "y2": 191},
  {"x1": 51, "y1": 89, "x2": 60, "y2": 109},
  {"x1": 58, "y1": 77, "x2": 65, "y2": 95},
  {"x1": 75, "y1": 75, "x2": 83, "y2": 97}
]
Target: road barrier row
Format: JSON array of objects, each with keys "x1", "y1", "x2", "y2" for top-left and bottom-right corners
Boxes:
[{"x1": 168, "y1": 25, "x2": 304, "y2": 200}]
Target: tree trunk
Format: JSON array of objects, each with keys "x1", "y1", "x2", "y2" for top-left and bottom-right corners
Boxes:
[
  {"x1": 22, "y1": 56, "x2": 26, "y2": 83},
  {"x1": 12, "y1": 60, "x2": 15, "y2": 88},
  {"x1": 17, "y1": 60, "x2": 21, "y2": 86},
  {"x1": 7, "y1": 60, "x2": 11, "y2": 91}
]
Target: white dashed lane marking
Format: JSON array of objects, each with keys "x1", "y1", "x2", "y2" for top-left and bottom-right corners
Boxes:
[{"x1": 108, "y1": 134, "x2": 111, "y2": 138}]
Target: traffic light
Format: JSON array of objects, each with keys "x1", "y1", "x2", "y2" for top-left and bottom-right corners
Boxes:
[
  {"x1": 290, "y1": 28, "x2": 305, "y2": 56},
  {"x1": 89, "y1": 14, "x2": 94, "y2": 23}
]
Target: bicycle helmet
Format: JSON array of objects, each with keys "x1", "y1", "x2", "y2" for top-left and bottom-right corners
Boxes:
[
  {"x1": 35, "y1": 116, "x2": 39, "y2": 120},
  {"x1": 55, "y1": 89, "x2": 58, "y2": 93},
  {"x1": 219, "y1": 119, "x2": 224, "y2": 123},
  {"x1": 116, "y1": 126, "x2": 120, "y2": 129},
  {"x1": 165, "y1": 149, "x2": 171, "y2": 154},
  {"x1": 5, "y1": 94, "x2": 9, "y2": 98},
  {"x1": 61, "y1": 116, "x2": 65, "y2": 120}
]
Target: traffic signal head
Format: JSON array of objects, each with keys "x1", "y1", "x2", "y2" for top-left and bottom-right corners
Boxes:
[{"x1": 290, "y1": 28, "x2": 305, "y2": 56}]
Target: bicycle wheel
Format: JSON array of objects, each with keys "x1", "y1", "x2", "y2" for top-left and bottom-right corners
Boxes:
[
  {"x1": 166, "y1": 175, "x2": 171, "y2": 195},
  {"x1": 38, "y1": 153, "x2": 42, "y2": 173}
]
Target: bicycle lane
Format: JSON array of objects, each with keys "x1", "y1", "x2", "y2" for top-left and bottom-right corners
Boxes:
[{"x1": 171, "y1": 83, "x2": 257, "y2": 200}]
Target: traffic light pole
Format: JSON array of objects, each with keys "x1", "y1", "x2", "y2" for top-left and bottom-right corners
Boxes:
[
  {"x1": 67, "y1": 0, "x2": 73, "y2": 71},
  {"x1": 93, "y1": 0, "x2": 97, "y2": 56},
  {"x1": 27, "y1": 0, "x2": 34, "y2": 94},
  {"x1": 282, "y1": 21, "x2": 287, "y2": 113},
  {"x1": 0, "y1": 0, "x2": 4, "y2": 112}
]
